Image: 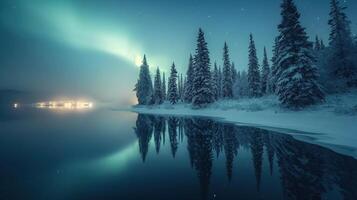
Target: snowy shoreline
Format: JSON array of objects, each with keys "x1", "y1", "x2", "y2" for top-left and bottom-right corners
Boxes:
[{"x1": 122, "y1": 94, "x2": 357, "y2": 158}]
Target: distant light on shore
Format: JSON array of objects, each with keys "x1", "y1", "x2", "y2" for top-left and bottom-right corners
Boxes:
[
  {"x1": 13, "y1": 103, "x2": 19, "y2": 109},
  {"x1": 36, "y1": 101, "x2": 93, "y2": 110}
]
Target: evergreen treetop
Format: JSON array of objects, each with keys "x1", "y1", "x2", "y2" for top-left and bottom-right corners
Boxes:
[
  {"x1": 247, "y1": 34, "x2": 261, "y2": 98},
  {"x1": 192, "y1": 28, "x2": 214, "y2": 107},
  {"x1": 168, "y1": 62, "x2": 179, "y2": 104}
]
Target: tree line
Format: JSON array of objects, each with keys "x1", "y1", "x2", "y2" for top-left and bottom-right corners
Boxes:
[{"x1": 135, "y1": 0, "x2": 357, "y2": 109}]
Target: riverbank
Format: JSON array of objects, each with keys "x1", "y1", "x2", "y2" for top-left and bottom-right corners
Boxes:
[{"x1": 127, "y1": 92, "x2": 357, "y2": 158}]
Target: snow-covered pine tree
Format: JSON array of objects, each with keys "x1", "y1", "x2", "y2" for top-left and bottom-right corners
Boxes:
[
  {"x1": 261, "y1": 47, "x2": 270, "y2": 95},
  {"x1": 192, "y1": 28, "x2": 214, "y2": 107},
  {"x1": 231, "y1": 62, "x2": 238, "y2": 85},
  {"x1": 178, "y1": 73, "x2": 182, "y2": 101},
  {"x1": 222, "y1": 42, "x2": 233, "y2": 98},
  {"x1": 184, "y1": 54, "x2": 195, "y2": 103},
  {"x1": 134, "y1": 55, "x2": 154, "y2": 105},
  {"x1": 183, "y1": 77, "x2": 187, "y2": 101},
  {"x1": 276, "y1": 0, "x2": 324, "y2": 108},
  {"x1": 327, "y1": 0, "x2": 356, "y2": 88},
  {"x1": 162, "y1": 72, "x2": 166, "y2": 101},
  {"x1": 268, "y1": 37, "x2": 281, "y2": 94},
  {"x1": 212, "y1": 62, "x2": 220, "y2": 100},
  {"x1": 218, "y1": 66, "x2": 223, "y2": 98},
  {"x1": 167, "y1": 63, "x2": 179, "y2": 104},
  {"x1": 179, "y1": 73, "x2": 185, "y2": 102},
  {"x1": 247, "y1": 34, "x2": 261, "y2": 98},
  {"x1": 154, "y1": 67, "x2": 163, "y2": 104},
  {"x1": 314, "y1": 36, "x2": 321, "y2": 51}
]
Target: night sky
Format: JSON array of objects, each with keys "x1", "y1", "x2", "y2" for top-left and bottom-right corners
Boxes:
[{"x1": 1, "y1": 0, "x2": 356, "y2": 104}]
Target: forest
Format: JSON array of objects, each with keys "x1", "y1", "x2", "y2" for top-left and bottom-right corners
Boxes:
[{"x1": 134, "y1": 0, "x2": 357, "y2": 110}]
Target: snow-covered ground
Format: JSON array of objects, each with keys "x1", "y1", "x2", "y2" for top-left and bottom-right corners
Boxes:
[{"x1": 126, "y1": 91, "x2": 357, "y2": 158}]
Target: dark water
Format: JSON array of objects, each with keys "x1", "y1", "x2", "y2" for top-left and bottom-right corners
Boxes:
[{"x1": 0, "y1": 108, "x2": 356, "y2": 200}]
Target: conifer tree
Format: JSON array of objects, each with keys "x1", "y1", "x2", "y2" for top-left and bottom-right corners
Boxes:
[
  {"x1": 222, "y1": 42, "x2": 233, "y2": 98},
  {"x1": 218, "y1": 66, "x2": 223, "y2": 98},
  {"x1": 180, "y1": 74, "x2": 184, "y2": 101},
  {"x1": 184, "y1": 54, "x2": 195, "y2": 103},
  {"x1": 212, "y1": 62, "x2": 220, "y2": 100},
  {"x1": 168, "y1": 63, "x2": 179, "y2": 104},
  {"x1": 268, "y1": 37, "x2": 281, "y2": 94},
  {"x1": 275, "y1": 0, "x2": 324, "y2": 108},
  {"x1": 327, "y1": 0, "x2": 356, "y2": 88},
  {"x1": 134, "y1": 55, "x2": 154, "y2": 105},
  {"x1": 178, "y1": 73, "x2": 182, "y2": 101},
  {"x1": 261, "y1": 47, "x2": 270, "y2": 95},
  {"x1": 247, "y1": 34, "x2": 261, "y2": 98},
  {"x1": 154, "y1": 67, "x2": 163, "y2": 104},
  {"x1": 162, "y1": 72, "x2": 166, "y2": 101},
  {"x1": 231, "y1": 62, "x2": 238, "y2": 85},
  {"x1": 183, "y1": 77, "x2": 187, "y2": 100},
  {"x1": 192, "y1": 28, "x2": 214, "y2": 107}
]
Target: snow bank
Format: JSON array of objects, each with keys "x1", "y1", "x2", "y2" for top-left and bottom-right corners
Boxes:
[{"x1": 126, "y1": 92, "x2": 357, "y2": 158}]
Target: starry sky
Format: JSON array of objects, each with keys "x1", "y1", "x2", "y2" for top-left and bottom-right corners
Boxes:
[{"x1": 0, "y1": 0, "x2": 356, "y2": 104}]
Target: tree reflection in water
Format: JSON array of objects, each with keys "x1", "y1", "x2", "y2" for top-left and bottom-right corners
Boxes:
[{"x1": 133, "y1": 114, "x2": 357, "y2": 200}]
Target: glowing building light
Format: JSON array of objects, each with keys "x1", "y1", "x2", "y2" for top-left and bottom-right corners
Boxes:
[
  {"x1": 35, "y1": 100, "x2": 93, "y2": 110},
  {"x1": 13, "y1": 103, "x2": 18, "y2": 108}
]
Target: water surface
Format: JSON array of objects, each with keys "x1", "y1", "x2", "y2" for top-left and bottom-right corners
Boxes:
[{"x1": 0, "y1": 108, "x2": 356, "y2": 200}]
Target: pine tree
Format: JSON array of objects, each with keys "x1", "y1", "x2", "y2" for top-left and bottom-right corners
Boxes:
[
  {"x1": 268, "y1": 37, "x2": 281, "y2": 94},
  {"x1": 162, "y1": 72, "x2": 166, "y2": 101},
  {"x1": 222, "y1": 42, "x2": 233, "y2": 98},
  {"x1": 218, "y1": 66, "x2": 223, "y2": 98},
  {"x1": 247, "y1": 34, "x2": 261, "y2": 98},
  {"x1": 180, "y1": 74, "x2": 184, "y2": 101},
  {"x1": 314, "y1": 35, "x2": 321, "y2": 51},
  {"x1": 275, "y1": 0, "x2": 324, "y2": 108},
  {"x1": 192, "y1": 28, "x2": 214, "y2": 107},
  {"x1": 168, "y1": 63, "x2": 179, "y2": 104},
  {"x1": 212, "y1": 62, "x2": 220, "y2": 100},
  {"x1": 134, "y1": 55, "x2": 154, "y2": 105},
  {"x1": 184, "y1": 54, "x2": 195, "y2": 103},
  {"x1": 183, "y1": 77, "x2": 187, "y2": 100},
  {"x1": 327, "y1": 0, "x2": 356, "y2": 88},
  {"x1": 178, "y1": 73, "x2": 182, "y2": 101},
  {"x1": 231, "y1": 62, "x2": 238, "y2": 85},
  {"x1": 154, "y1": 67, "x2": 163, "y2": 104},
  {"x1": 261, "y1": 47, "x2": 270, "y2": 95}
]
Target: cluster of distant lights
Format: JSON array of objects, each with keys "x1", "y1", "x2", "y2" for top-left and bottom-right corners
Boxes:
[{"x1": 13, "y1": 101, "x2": 93, "y2": 110}]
